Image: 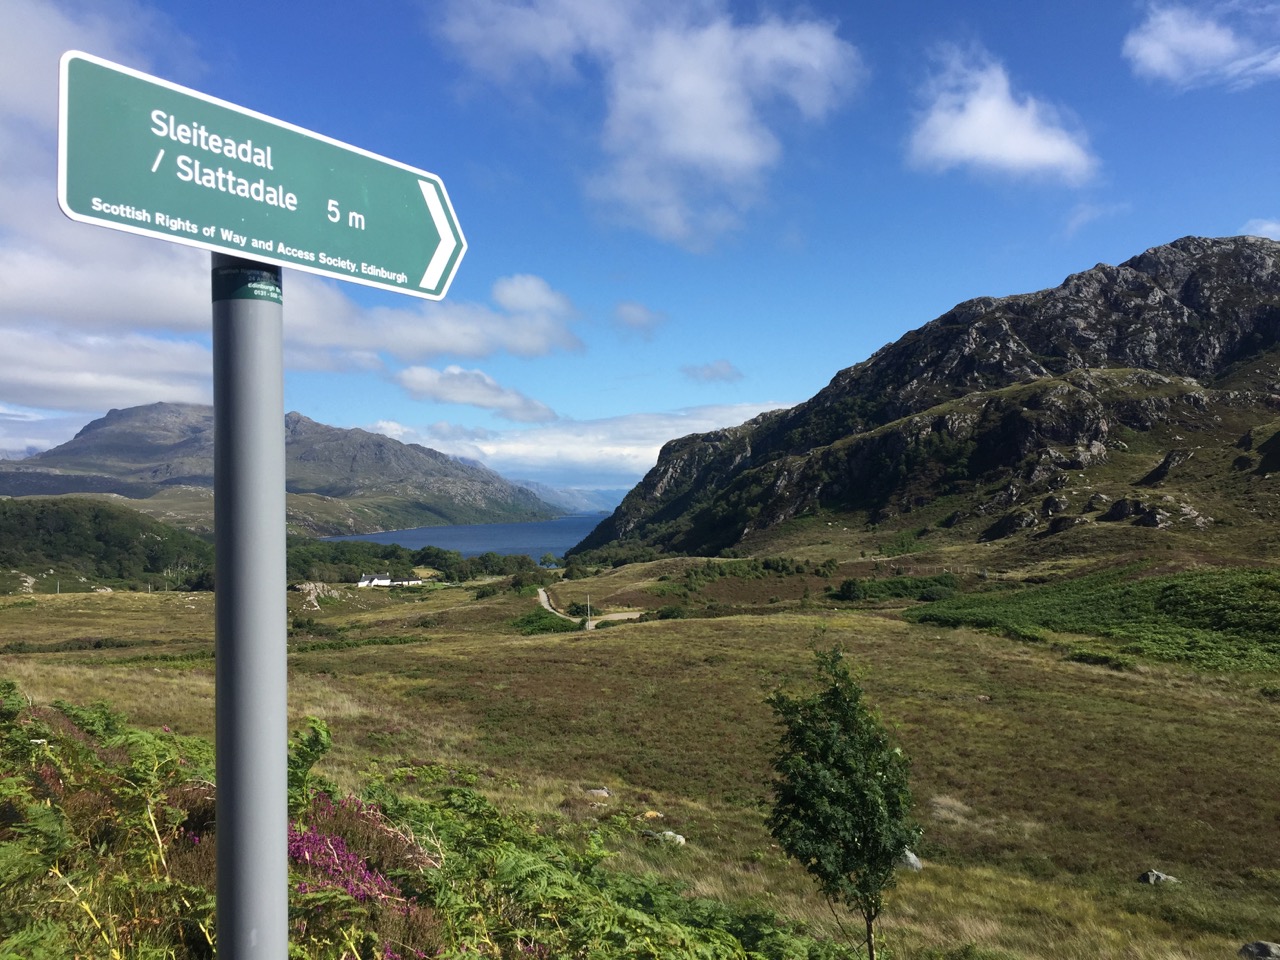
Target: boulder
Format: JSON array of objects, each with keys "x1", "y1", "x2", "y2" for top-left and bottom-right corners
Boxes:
[
  {"x1": 1137, "y1": 869, "x2": 1179, "y2": 885},
  {"x1": 1100, "y1": 498, "x2": 1147, "y2": 522},
  {"x1": 1138, "y1": 448, "x2": 1194, "y2": 486},
  {"x1": 980, "y1": 508, "x2": 1039, "y2": 542},
  {"x1": 1047, "y1": 515, "x2": 1089, "y2": 535},
  {"x1": 1084, "y1": 492, "x2": 1112, "y2": 512},
  {"x1": 1133, "y1": 508, "x2": 1172, "y2": 529},
  {"x1": 641, "y1": 829, "x2": 686, "y2": 846},
  {"x1": 1239, "y1": 944, "x2": 1280, "y2": 959},
  {"x1": 1041, "y1": 495, "x2": 1070, "y2": 516}
]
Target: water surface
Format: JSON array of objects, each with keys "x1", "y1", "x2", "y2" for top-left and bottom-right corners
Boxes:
[{"x1": 325, "y1": 513, "x2": 606, "y2": 560}]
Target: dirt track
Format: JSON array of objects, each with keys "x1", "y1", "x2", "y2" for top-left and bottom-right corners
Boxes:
[{"x1": 536, "y1": 588, "x2": 642, "y2": 630}]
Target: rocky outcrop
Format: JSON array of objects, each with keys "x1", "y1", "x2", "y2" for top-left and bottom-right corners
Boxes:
[
  {"x1": 573, "y1": 236, "x2": 1280, "y2": 557},
  {"x1": 292, "y1": 581, "x2": 343, "y2": 611},
  {"x1": 1138, "y1": 449, "x2": 1194, "y2": 486}
]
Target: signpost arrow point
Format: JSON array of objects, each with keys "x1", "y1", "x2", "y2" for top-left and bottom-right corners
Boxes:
[{"x1": 420, "y1": 180, "x2": 459, "y2": 292}]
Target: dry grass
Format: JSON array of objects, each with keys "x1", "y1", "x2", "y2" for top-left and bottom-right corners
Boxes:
[
  {"x1": 883, "y1": 864, "x2": 1244, "y2": 959},
  {"x1": 3, "y1": 575, "x2": 1278, "y2": 958}
]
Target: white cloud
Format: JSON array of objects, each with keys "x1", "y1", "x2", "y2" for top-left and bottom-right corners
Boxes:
[
  {"x1": 1123, "y1": 3, "x2": 1280, "y2": 88},
  {"x1": 0, "y1": 327, "x2": 211, "y2": 412},
  {"x1": 491, "y1": 273, "x2": 574, "y2": 317},
  {"x1": 909, "y1": 46, "x2": 1097, "y2": 184},
  {"x1": 1064, "y1": 201, "x2": 1132, "y2": 237},
  {"x1": 371, "y1": 419, "x2": 412, "y2": 441},
  {"x1": 614, "y1": 301, "x2": 666, "y2": 337},
  {"x1": 0, "y1": 201, "x2": 582, "y2": 405},
  {"x1": 283, "y1": 273, "x2": 583, "y2": 371},
  {"x1": 682, "y1": 359, "x2": 743, "y2": 383},
  {"x1": 1242, "y1": 218, "x2": 1280, "y2": 240},
  {"x1": 0, "y1": 0, "x2": 199, "y2": 139},
  {"x1": 439, "y1": 0, "x2": 862, "y2": 246},
  {"x1": 0, "y1": 233, "x2": 210, "y2": 334},
  {"x1": 0, "y1": 0, "x2": 219, "y2": 424},
  {"x1": 0, "y1": 0, "x2": 212, "y2": 336},
  {"x1": 376, "y1": 400, "x2": 790, "y2": 486},
  {"x1": 396, "y1": 365, "x2": 558, "y2": 422},
  {"x1": 0, "y1": 1, "x2": 586, "y2": 425},
  {"x1": 0, "y1": 404, "x2": 93, "y2": 457},
  {"x1": 424, "y1": 420, "x2": 499, "y2": 442}
]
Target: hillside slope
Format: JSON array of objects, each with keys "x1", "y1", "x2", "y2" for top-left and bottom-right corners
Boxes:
[
  {"x1": 0, "y1": 404, "x2": 559, "y2": 535},
  {"x1": 572, "y1": 235, "x2": 1280, "y2": 560}
]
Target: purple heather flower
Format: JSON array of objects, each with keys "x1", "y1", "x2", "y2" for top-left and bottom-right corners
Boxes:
[{"x1": 287, "y1": 821, "x2": 400, "y2": 903}]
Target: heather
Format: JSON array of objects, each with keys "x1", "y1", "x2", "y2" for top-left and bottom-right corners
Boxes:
[{"x1": 0, "y1": 679, "x2": 854, "y2": 959}]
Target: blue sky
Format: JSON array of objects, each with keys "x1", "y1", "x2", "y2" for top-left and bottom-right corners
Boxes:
[{"x1": 1, "y1": 0, "x2": 1278, "y2": 489}]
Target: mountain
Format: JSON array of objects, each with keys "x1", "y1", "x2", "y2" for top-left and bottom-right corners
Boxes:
[
  {"x1": 510, "y1": 480, "x2": 626, "y2": 514},
  {"x1": 571, "y1": 235, "x2": 1280, "y2": 561},
  {"x1": 0, "y1": 404, "x2": 560, "y2": 535}
]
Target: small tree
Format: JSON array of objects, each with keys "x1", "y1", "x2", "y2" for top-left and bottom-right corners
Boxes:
[{"x1": 766, "y1": 648, "x2": 920, "y2": 960}]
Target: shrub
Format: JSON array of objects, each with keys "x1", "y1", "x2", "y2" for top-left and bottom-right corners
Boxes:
[
  {"x1": 510, "y1": 608, "x2": 581, "y2": 635},
  {"x1": 767, "y1": 648, "x2": 920, "y2": 960}
]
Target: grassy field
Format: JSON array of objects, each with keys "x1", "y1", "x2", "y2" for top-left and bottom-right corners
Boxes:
[{"x1": 3, "y1": 561, "x2": 1278, "y2": 958}]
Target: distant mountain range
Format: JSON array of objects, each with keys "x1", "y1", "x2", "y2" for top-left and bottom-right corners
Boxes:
[
  {"x1": 0, "y1": 446, "x2": 41, "y2": 461},
  {"x1": 0, "y1": 404, "x2": 569, "y2": 536},
  {"x1": 572, "y1": 235, "x2": 1280, "y2": 564},
  {"x1": 511, "y1": 480, "x2": 628, "y2": 515}
]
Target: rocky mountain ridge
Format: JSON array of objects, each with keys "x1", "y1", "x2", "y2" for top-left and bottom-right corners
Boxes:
[
  {"x1": 0, "y1": 403, "x2": 559, "y2": 535},
  {"x1": 573, "y1": 235, "x2": 1280, "y2": 559}
]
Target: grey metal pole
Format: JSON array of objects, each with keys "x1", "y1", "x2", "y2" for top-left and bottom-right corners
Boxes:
[{"x1": 212, "y1": 253, "x2": 288, "y2": 958}]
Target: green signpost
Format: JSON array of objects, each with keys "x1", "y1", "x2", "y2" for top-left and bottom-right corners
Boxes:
[
  {"x1": 59, "y1": 51, "x2": 466, "y2": 299},
  {"x1": 59, "y1": 50, "x2": 468, "y2": 958}
]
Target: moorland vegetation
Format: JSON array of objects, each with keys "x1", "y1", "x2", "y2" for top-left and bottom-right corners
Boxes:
[
  {"x1": 2, "y1": 530, "x2": 1278, "y2": 958},
  {"x1": 4, "y1": 236, "x2": 1280, "y2": 956}
]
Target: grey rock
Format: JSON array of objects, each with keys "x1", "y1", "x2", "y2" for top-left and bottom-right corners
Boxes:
[
  {"x1": 981, "y1": 508, "x2": 1040, "y2": 542},
  {"x1": 1100, "y1": 498, "x2": 1148, "y2": 522},
  {"x1": 641, "y1": 829, "x2": 686, "y2": 846},
  {"x1": 1047, "y1": 515, "x2": 1089, "y2": 535},
  {"x1": 1133, "y1": 508, "x2": 1172, "y2": 529},
  {"x1": 1084, "y1": 492, "x2": 1112, "y2": 512},
  {"x1": 1137, "y1": 869, "x2": 1179, "y2": 885},
  {"x1": 1041, "y1": 495, "x2": 1070, "y2": 516},
  {"x1": 1238, "y1": 943, "x2": 1280, "y2": 959},
  {"x1": 292, "y1": 581, "x2": 342, "y2": 611},
  {"x1": 1138, "y1": 448, "x2": 1194, "y2": 486}
]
